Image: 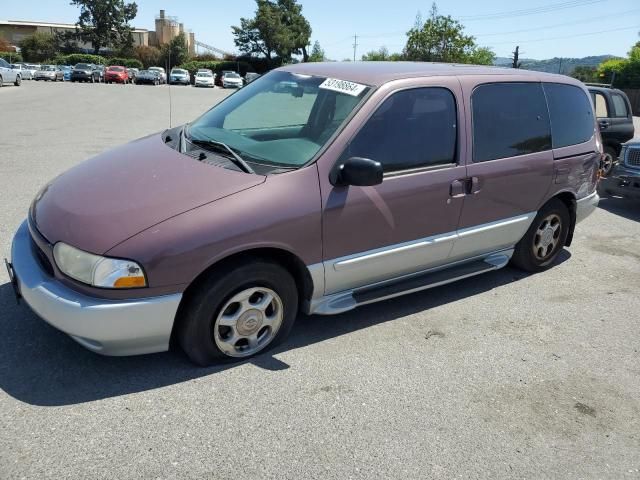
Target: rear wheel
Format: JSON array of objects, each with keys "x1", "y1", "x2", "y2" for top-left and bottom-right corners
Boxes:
[
  {"x1": 177, "y1": 259, "x2": 299, "y2": 366},
  {"x1": 511, "y1": 198, "x2": 570, "y2": 273},
  {"x1": 0, "y1": 75, "x2": 3, "y2": 88},
  {"x1": 14, "y1": 75, "x2": 21, "y2": 86},
  {"x1": 600, "y1": 146, "x2": 617, "y2": 177}
]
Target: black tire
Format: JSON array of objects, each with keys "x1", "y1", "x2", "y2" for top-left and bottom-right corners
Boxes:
[
  {"x1": 177, "y1": 259, "x2": 299, "y2": 366},
  {"x1": 14, "y1": 75, "x2": 21, "y2": 86},
  {"x1": 511, "y1": 198, "x2": 570, "y2": 273},
  {"x1": 0, "y1": 75, "x2": 3, "y2": 88},
  {"x1": 600, "y1": 146, "x2": 617, "y2": 177}
]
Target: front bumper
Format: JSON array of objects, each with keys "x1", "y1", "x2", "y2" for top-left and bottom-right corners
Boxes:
[
  {"x1": 10, "y1": 220, "x2": 182, "y2": 356},
  {"x1": 223, "y1": 82, "x2": 242, "y2": 88},
  {"x1": 170, "y1": 77, "x2": 190, "y2": 84},
  {"x1": 575, "y1": 191, "x2": 599, "y2": 223},
  {"x1": 71, "y1": 72, "x2": 93, "y2": 80}
]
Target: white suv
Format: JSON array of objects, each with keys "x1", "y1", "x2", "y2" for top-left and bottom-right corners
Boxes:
[{"x1": 0, "y1": 58, "x2": 21, "y2": 87}]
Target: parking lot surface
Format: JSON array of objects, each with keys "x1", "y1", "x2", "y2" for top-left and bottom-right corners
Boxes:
[{"x1": 1, "y1": 81, "x2": 639, "y2": 479}]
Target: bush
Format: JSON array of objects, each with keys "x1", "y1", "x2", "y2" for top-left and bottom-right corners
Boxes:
[
  {"x1": 0, "y1": 51, "x2": 22, "y2": 63},
  {"x1": 53, "y1": 53, "x2": 106, "y2": 66},
  {"x1": 106, "y1": 57, "x2": 143, "y2": 69}
]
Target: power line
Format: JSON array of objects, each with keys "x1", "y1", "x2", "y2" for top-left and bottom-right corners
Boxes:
[
  {"x1": 456, "y1": 0, "x2": 604, "y2": 21},
  {"x1": 473, "y1": 9, "x2": 640, "y2": 37},
  {"x1": 488, "y1": 24, "x2": 639, "y2": 45}
]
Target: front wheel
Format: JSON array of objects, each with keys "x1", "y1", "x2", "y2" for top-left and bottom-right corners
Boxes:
[
  {"x1": 177, "y1": 259, "x2": 299, "y2": 366},
  {"x1": 511, "y1": 199, "x2": 570, "y2": 273}
]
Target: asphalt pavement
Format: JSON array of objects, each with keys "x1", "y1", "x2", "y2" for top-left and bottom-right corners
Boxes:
[{"x1": 1, "y1": 80, "x2": 639, "y2": 479}]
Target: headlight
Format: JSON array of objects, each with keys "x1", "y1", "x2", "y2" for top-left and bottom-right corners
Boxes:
[{"x1": 53, "y1": 242, "x2": 147, "y2": 288}]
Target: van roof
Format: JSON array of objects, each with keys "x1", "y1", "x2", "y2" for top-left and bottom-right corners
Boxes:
[{"x1": 279, "y1": 61, "x2": 575, "y2": 87}]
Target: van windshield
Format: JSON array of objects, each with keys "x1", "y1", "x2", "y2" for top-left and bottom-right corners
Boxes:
[{"x1": 187, "y1": 71, "x2": 370, "y2": 168}]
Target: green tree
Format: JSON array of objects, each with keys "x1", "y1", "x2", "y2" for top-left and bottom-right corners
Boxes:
[
  {"x1": 308, "y1": 41, "x2": 325, "y2": 62},
  {"x1": 160, "y1": 32, "x2": 190, "y2": 69},
  {"x1": 70, "y1": 0, "x2": 138, "y2": 55},
  {"x1": 232, "y1": 0, "x2": 311, "y2": 64},
  {"x1": 571, "y1": 65, "x2": 598, "y2": 83},
  {"x1": 404, "y1": 3, "x2": 494, "y2": 65},
  {"x1": 598, "y1": 42, "x2": 640, "y2": 88},
  {"x1": 362, "y1": 46, "x2": 390, "y2": 61},
  {"x1": 134, "y1": 45, "x2": 161, "y2": 68},
  {"x1": 19, "y1": 33, "x2": 59, "y2": 62}
]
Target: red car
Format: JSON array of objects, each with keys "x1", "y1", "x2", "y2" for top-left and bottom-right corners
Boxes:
[{"x1": 104, "y1": 65, "x2": 129, "y2": 84}]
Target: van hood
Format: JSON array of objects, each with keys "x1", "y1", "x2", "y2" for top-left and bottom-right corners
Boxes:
[{"x1": 31, "y1": 133, "x2": 265, "y2": 254}]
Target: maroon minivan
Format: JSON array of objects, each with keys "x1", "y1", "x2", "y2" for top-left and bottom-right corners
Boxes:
[{"x1": 8, "y1": 63, "x2": 601, "y2": 365}]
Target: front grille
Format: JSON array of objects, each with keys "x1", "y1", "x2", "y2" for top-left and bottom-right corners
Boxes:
[
  {"x1": 30, "y1": 236, "x2": 54, "y2": 277},
  {"x1": 626, "y1": 148, "x2": 640, "y2": 168}
]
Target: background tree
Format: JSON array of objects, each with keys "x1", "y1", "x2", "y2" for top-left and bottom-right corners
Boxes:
[
  {"x1": 19, "y1": 33, "x2": 59, "y2": 62},
  {"x1": 70, "y1": 0, "x2": 138, "y2": 54},
  {"x1": 160, "y1": 32, "x2": 190, "y2": 69},
  {"x1": 362, "y1": 46, "x2": 390, "y2": 61},
  {"x1": 404, "y1": 3, "x2": 494, "y2": 65},
  {"x1": 571, "y1": 65, "x2": 598, "y2": 83},
  {"x1": 134, "y1": 45, "x2": 161, "y2": 68},
  {"x1": 0, "y1": 37, "x2": 12, "y2": 51},
  {"x1": 308, "y1": 41, "x2": 325, "y2": 62},
  {"x1": 232, "y1": 0, "x2": 311, "y2": 65}
]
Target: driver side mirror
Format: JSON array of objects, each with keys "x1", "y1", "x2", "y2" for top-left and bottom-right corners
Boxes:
[{"x1": 330, "y1": 157, "x2": 383, "y2": 187}]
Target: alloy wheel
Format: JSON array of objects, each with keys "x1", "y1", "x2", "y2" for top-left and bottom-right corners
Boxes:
[
  {"x1": 532, "y1": 213, "x2": 562, "y2": 261},
  {"x1": 213, "y1": 287, "x2": 284, "y2": 358}
]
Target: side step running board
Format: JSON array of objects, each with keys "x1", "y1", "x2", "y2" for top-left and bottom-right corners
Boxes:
[
  {"x1": 353, "y1": 258, "x2": 501, "y2": 304},
  {"x1": 307, "y1": 251, "x2": 511, "y2": 315}
]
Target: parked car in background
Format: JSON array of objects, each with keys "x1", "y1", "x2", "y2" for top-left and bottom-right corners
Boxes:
[
  {"x1": 71, "y1": 63, "x2": 96, "y2": 83},
  {"x1": 148, "y1": 66, "x2": 166, "y2": 84},
  {"x1": 11, "y1": 64, "x2": 33, "y2": 80},
  {"x1": 127, "y1": 68, "x2": 139, "y2": 83},
  {"x1": 169, "y1": 68, "x2": 190, "y2": 85},
  {"x1": 244, "y1": 72, "x2": 260, "y2": 84},
  {"x1": 92, "y1": 65, "x2": 105, "y2": 83},
  {"x1": 587, "y1": 85, "x2": 635, "y2": 176},
  {"x1": 194, "y1": 70, "x2": 215, "y2": 88},
  {"x1": 0, "y1": 58, "x2": 21, "y2": 87},
  {"x1": 105, "y1": 65, "x2": 129, "y2": 84},
  {"x1": 599, "y1": 141, "x2": 640, "y2": 200},
  {"x1": 60, "y1": 65, "x2": 72, "y2": 81},
  {"x1": 34, "y1": 65, "x2": 63, "y2": 82},
  {"x1": 222, "y1": 71, "x2": 243, "y2": 88},
  {"x1": 135, "y1": 69, "x2": 161, "y2": 85},
  {"x1": 24, "y1": 64, "x2": 39, "y2": 78},
  {"x1": 8, "y1": 64, "x2": 601, "y2": 366}
]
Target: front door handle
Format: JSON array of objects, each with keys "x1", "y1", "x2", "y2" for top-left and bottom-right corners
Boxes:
[{"x1": 450, "y1": 179, "x2": 466, "y2": 198}]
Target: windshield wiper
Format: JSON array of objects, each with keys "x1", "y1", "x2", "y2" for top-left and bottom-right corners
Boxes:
[{"x1": 186, "y1": 135, "x2": 255, "y2": 174}]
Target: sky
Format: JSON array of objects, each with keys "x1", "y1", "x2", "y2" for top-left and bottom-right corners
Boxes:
[{"x1": 3, "y1": 0, "x2": 639, "y2": 61}]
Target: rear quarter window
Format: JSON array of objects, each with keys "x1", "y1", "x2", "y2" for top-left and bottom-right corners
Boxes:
[
  {"x1": 543, "y1": 83, "x2": 594, "y2": 148},
  {"x1": 472, "y1": 82, "x2": 551, "y2": 162}
]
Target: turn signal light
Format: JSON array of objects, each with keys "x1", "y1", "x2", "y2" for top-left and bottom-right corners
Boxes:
[{"x1": 114, "y1": 276, "x2": 146, "y2": 288}]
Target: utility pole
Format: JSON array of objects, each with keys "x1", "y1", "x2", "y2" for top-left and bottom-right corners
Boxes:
[
  {"x1": 352, "y1": 34, "x2": 358, "y2": 62},
  {"x1": 511, "y1": 46, "x2": 521, "y2": 69},
  {"x1": 558, "y1": 57, "x2": 563, "y2": 74}
]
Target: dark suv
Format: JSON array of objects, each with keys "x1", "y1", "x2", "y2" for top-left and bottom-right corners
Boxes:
[
  {"x1": 587, "y1": 85, "x2": 635, "y2": 175},
  {"x1": 600, "y1": 142, "x2": 640, "y2": 200}
]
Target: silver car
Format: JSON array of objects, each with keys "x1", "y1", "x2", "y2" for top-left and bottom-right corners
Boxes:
[
  {"x1": 0, "y1": 58, "x2": 21, "y2": 87},
  {"x1": 148, "y1": 66, "x2": 166, "y2": 84},
  {"x1": 34, "y1": 65, "x2": 64, "y2": 82},
  {"x1": 11, "y1": 64, "x2": 33, "y2": 80}
]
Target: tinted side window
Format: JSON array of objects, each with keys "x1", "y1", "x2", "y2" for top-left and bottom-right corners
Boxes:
[
  {"x1": 611, "y1": 94, "x2": 629, "y2": 118},
  {"x1": 591, "y1": 92, "x2": 609, "y2": 117},
  {"x1": 348, "y1": 87, "x2": 457, "y2": 172},
  {"x1": 0, "y1": 58, "x2": 9, "y2": 68},
  {"x1": 472, "y1": 83, "x2": 551, "y2": 162},
  {"x1": 544, "y1": 83, "x2": 594, "y2": 148}
]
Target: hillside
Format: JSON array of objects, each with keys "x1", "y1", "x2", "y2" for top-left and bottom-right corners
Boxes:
[{"x1": 493, "y1": 55, "x2": 620, "y2": 74}]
